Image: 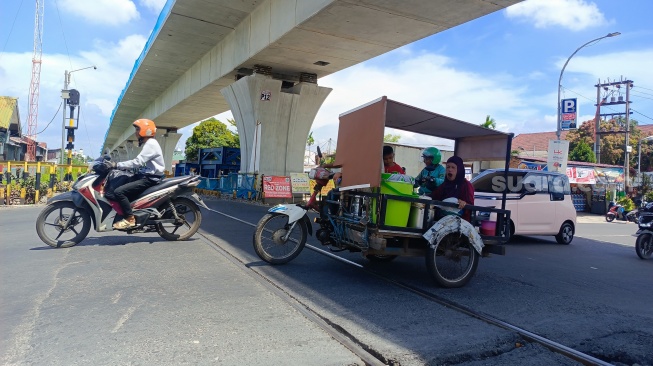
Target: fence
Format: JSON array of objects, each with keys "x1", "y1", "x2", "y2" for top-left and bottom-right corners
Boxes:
[
  {"x1": 0, "y1": 160, "x2": 90, "y2": 205},
  {"x1": 194, "y1": 173, "x2": 260, "y2": 200}
]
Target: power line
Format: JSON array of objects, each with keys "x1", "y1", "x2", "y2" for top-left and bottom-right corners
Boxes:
[
  {"x1": 0, "y1": 0, "x2": 26, "y2": 62},
  {"x1": 632, "y1": 89, "x2": 653, "y2": 98},
  {"x1": 561, "y1": 86, "x2": 623, "y2": 115},
  {"x1": 36, "y1": 101, "x2": 62, "y2": 135},
  {"x1": 631, "y1": 109, "x2": 653, "y2": 123},
  {"x1": 635, "y1": 85, "x2": 653, "y2": 93}
]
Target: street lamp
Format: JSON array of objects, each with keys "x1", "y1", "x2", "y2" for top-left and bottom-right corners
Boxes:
[
  {"x1": 556, "y1": 32, "x2": 620, "y2": 141},
  {"x1": 60, "y1": 66, "x2": 97, "y2": 164},
  {"x1": 638, "y1": 135, "x2": 653, "y2": 178}
]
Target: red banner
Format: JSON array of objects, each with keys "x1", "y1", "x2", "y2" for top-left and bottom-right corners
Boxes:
[{"x1": 263, "y1": 176, "x2": 292, "y2": 198}]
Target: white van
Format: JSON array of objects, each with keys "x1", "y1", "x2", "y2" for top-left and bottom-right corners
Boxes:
[{"x1": 471, "y1": 169, "x2": 577, "y2": 244}]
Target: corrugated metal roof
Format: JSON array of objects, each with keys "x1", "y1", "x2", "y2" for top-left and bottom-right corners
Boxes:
[{"x1": 0, "y1": 97, "x2": 18, "y2": 130}]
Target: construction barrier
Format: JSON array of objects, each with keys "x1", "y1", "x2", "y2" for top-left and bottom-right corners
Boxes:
[
  {"x1": 194, "y1": 173, "x2": 260, "y2": 201},
  {"x1": 0, "y1": 160, "x2": 89, "y2": 205}
]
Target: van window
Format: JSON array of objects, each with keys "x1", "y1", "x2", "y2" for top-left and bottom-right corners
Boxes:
[
  {"x1": 549, "y1": 174, "x2": 571, "y2": 195},
  {"x1": 472, "y1": 171, "x2": 525, "y2": 194},
  {"x1": 523, "y1": 173, "x2": 549, "y2": 193}
]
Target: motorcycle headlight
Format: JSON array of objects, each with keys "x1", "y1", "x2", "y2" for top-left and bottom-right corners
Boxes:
[{"x1": 639, "y1": 215, "x2": 653, "y2": 228}]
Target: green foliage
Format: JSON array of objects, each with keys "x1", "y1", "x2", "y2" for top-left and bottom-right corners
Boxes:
[
  {"x1": 383, "y1": 134, "x2": 401, "y2": 143},
  {"x1": 645, "y1": 191, "x2": 653, "y2": 202},
  {"x1": 566, "y1": 118, "x2": 649, "y2": 171},
  {"x1": 184, "y1": 118, "x2": 239, "y2": 161},
  {"x1": 480, "y1": 115, "x2": 496, "y2": 129},
  {"x1": 569, "y1": 140, "x2": 596, "y2": 163},
  {"x1": 307, "y1": 131, "x2": 315, "y2": 147},
  {"x1": 617, "y1": 197, "x2": 634, "y2": 212}
]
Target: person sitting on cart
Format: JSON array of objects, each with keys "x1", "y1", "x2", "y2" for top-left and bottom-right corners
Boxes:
[
  {"x1": 414, "y1": 147, "x2": 445, "y2": 195},
  {"x1": 383, "y1": 146, "x2": 405, "y2": 174},
  {"x1": 430, "y1": 155, "x2": 475, "y2": 222}
]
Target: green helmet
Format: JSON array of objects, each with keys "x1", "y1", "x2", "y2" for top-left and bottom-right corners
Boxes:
[{"x1": 421, "y1": 147, "x2": 441, "y2": 164}]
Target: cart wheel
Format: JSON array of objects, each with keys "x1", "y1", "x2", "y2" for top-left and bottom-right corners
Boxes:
[
  {"x1": 365, "y1": 254, "x2": 398, "y2": 262},
  {"x1": 253, "y1": 213, "x2": 307, "y2": 264},
  {"x1": 425, "y1": 233, "x2": 479, "y2": 288}
]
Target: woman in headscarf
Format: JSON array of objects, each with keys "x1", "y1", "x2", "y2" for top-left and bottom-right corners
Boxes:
[{"x1": 430, "y1": 156, "x2": 474, "y2": 222}]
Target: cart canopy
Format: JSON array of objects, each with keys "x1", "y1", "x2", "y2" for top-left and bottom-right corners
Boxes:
[{"x1": 334, "y1": 96, "x2": 513, "y2": 189}]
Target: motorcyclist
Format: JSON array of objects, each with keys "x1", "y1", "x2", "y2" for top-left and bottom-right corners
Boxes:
[
  {"x1": 104, "y1": 119, "x2": 165, "y2": 229},
  {"x1": 414, "y1": 147, "x2": 445, "y2": 195}
]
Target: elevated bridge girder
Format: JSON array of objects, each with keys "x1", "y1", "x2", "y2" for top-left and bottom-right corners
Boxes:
[{"x1": 102, "y1": 0, "x2": 521, "y2": 173}]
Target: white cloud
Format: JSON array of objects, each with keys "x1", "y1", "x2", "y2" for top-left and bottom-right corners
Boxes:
[
  {"x1": 312, "y1": 52, "x2": 533, "y2": 147},
  {"x1": 0, "y1": 33, "x2": 148, "y2": 156},
  {"x1": 58, "y1": 0, "x2": 139, "y2": 26},
  {"x1": 505, "y1": 0, "x2": 608, "y2": 31},
  {"x1": 139, "y1": 0, "x2": 167, "y2": 14}
]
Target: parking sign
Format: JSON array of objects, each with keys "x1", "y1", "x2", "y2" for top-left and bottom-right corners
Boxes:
[{"x1": 561, "y1": 98, "x2": 578, "y2": 130}]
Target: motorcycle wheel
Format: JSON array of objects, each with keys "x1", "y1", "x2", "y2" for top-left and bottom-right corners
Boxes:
[
  {"x1": 635, "y1": 233, "x2": 653, "y2": 260},
  {"x1": 605, "y1": 213, "x2": 615, "y2": 222},
  {"x1": 425, "y1": 233, "x2": 479, "y2": 288},
  {"x1": 253, "y1": 213, "x2": 307, "y2": 264},
  {"x1": 157, "y1": 197, "x2": 202, "y2": 241},
  {"x1": 36, "y1": 201, "x2": 91, "y2": 248}
]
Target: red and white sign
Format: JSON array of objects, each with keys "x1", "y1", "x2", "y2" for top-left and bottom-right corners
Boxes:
[
  {"x1": 561, "y1": 113, "x2": 577, "y2": 121},
  {"x1": 263, "y1": 176, "x2": 292, "y2": 198},
  {"x1": 566, "y1": 167, "x2": 596, "y2": 184}
]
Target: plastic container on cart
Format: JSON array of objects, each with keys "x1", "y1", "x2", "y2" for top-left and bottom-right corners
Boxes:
[
  {"x1": 371, "y1": 176, "x2": 416, "y2": 227},
  {"x1": 480, "y1": 220, "x2": 497, "y2": 236},
  {"x1": 408, "y1": 195, "x2": 435, "y2": 229}
]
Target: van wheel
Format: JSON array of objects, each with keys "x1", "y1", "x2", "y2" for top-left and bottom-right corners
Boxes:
[{"x1": 555, "y1": 222, "x2": 574, "y2": 245}]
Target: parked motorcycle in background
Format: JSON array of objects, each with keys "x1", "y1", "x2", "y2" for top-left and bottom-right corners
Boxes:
[
  {"x1": 635, "y1": 202, "x2": 653, "y2": 259},
  {"x1": 606, "y1": 201, "x2": 639, "y2": 224}
]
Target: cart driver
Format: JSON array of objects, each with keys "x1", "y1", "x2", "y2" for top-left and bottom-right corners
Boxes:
[
  {"x1": 431, "y1": 155, "x2": 475, "y2": 222},
  {"x1": 414, "y1": 147, "x2": 445, "y2": 195}
]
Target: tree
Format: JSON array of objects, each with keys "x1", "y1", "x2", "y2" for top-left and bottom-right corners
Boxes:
[
  {"x1": 565, "y1": 119, "x2": 595, "y2": 152},
  {"x1": 569, "y1": 140, "x2": 596, "y2": 163},
  {"x1": 383, "y1": 134, "x2": 401, "y2": 142},
  {"x1": 184, "y1": 118, "x2": 239, "y2": 161},
  {"x1": 306, "y1": 131, "x2": 314, "y2": 148},
  {"x1": 480, "y1": 115, "x2": 496, "y2": 129}
]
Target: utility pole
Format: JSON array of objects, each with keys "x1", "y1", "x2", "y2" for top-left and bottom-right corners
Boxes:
[{"x1": 594, "y1": 77, "x2": 633, "y2": 189}]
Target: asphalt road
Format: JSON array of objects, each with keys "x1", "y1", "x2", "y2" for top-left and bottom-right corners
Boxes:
[{"x1": 1, "y1": 201, "x2": 651, "y2": 366}]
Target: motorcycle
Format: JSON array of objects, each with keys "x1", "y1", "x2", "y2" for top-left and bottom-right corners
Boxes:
[
  {"x1": 35, "y1": 161, "x2": 208, "y2": 248},
  {"x1": 635, "y1": 202, "x2": 653, "y2": 260},
  {"x1": 606, "y1": 201, "x2": 639, "y2": 223}
]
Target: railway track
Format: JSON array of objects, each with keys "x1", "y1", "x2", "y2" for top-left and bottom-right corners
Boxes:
[{"x1": 200, "y1": 206, "x2": 613, "y2": 366}]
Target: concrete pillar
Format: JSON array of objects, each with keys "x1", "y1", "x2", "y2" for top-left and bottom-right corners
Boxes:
[
  {"x1": 155, "y1": 131, "x2": 182, "y2": 173},
  {"x1": 221, "y1": 74, "x2": 331, "y2": 176}
]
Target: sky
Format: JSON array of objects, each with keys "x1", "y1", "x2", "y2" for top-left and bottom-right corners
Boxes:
[{"x1": 1, "y1": 0, "x2": 653, "y2": 158}]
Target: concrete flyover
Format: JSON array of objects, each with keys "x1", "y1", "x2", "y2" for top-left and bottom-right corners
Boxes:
[{"x1": 102, "y1": 0, "x2": 521, "y2": 174}]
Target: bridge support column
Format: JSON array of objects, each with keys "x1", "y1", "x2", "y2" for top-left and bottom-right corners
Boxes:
[
  {"x1": 221, "y1": 74, "x2": 331, "y2": 176},
  {"x1": 155, "y1": 131, "x2": 182, "y2": 174}
]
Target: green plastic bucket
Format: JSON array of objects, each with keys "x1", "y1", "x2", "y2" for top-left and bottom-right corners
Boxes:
[{"x1": 372, "y1": 179, "x2": 416, "y2": 227}]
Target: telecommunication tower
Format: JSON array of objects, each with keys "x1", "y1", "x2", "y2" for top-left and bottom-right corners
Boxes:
[{"x1": 26, "y1": 0, "x2": 44, "y2": 161}]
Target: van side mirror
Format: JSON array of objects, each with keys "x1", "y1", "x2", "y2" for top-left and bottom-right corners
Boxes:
[{"x1": 550, "y1": 191, "x2": 564, "y2": 201}]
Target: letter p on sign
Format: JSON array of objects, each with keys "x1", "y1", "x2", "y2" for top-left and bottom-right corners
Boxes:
[{"x1": 562, "y1": 98, "x2": 576, "y2": 113}]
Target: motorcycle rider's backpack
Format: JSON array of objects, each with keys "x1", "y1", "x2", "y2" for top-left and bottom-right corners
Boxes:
[{"x1": 103, "y1": 169, "x2": 136, "y2": 200}]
